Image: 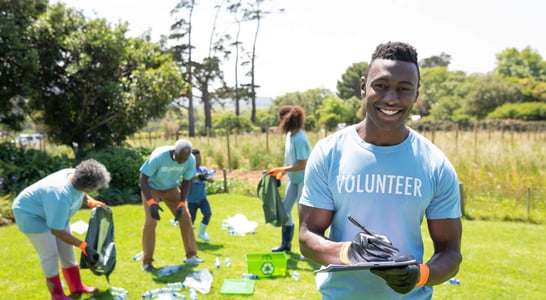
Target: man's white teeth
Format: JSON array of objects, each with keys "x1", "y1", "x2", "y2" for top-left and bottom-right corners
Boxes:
[{"x1": 380, "y1": 109, "x2": 398, "y2": 115}]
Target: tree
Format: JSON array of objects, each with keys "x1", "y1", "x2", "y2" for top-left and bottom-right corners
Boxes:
[
  {"x1": 271, "y1": 88, "x2": 334, "y2": 125},
  {"x1": 316, "y1": 97, "x2": 354, "y2": 131},
  {"x1": 170, "y1": 1, "x2": 233, "y2": 135},
  {"x1": 31, "y1": 3, "x2": 183, "y2": 155},
  {"x1": 0, "y1": 0, "x2": 47, "y2": 130},
  {"x1": 170, "y1": 0, "x2": 197, "y2": 137},
  {"x1": 429, "y1": 95, "x2": 465, "y2": 122},
  {"x1": 336, "y1": 62, "x2": 368, "y2": 100},
  {"x1": 496, "y1": 46, "x2": 546, "y2": 81},
  {"x1": 516, "y1": 78, "x2": 546, "y2": 102},
  {"x1": 418, "y1": 67, "x2": 468, "y2": 116},
  {"x1": 226, "y1": 0, "x2": 244, "y2": 117},
  {"x1": 463, "y1": 74, "x2": 523, "y2": 119},
  {"x1": 239, "y1": 0, "x2": 282, "y2": 124},
  {"x1": 419, "y1": 52, "x2": 451, "y2": 68}
]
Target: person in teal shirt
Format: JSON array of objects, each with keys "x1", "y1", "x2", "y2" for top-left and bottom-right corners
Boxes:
[
  {"x1": 268, "y1": 105, "x2": 311, "y2": 252},
  {"x1": 139, "y1": 139, "x2": 203, "y2": 272},
  {"x1": 12, "y1": 159, "x2": 110, "y2": 299}
]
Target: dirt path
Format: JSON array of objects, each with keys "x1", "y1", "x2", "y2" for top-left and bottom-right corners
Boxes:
[{"x1": 223, "y1": 169, "x2": 265, "y2": 186}]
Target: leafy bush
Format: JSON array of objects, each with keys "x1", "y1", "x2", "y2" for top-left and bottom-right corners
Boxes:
[
  {"x1": 0, "y1": 142, "x2": 72, "y2": 199},
  {"x1": 0, "y1": 194, "x2": 14, "y2": 225},
  {"x1": 488, "y1": 102, "x2": 546, "y2": 120},
  {"x1": 82, "y1": 146, "x2": 151, "y2": 205}
]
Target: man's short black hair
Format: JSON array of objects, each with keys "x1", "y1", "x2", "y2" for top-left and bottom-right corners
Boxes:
[
  {"x1": 192, "y1": 148, "x2": 200, "y2": 155},
  {"x1": 368, "y1": 41, "x2": 420, "y2": 86}
]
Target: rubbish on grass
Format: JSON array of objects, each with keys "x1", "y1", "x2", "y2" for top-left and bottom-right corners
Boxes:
[
  {"x1": 70, "y1": 219, "x2": 88, "y2": 234},
  {"x1": 222, "y1": 214, "x2": 258, "y2": 236},
  {"x1": 183, "y1": 268, "x2": 213, "y2": 294}
]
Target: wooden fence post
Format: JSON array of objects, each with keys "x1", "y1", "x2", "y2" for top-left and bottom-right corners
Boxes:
[
  {"x1": 527, "y1": 187, "x2": 531, "y2": 221},
  {"x1": 223, "y1": 168, "x2": 228, "y2": 193},
  {"x1": 226, "y1": 128, "x2": 231, "y2": 172}
]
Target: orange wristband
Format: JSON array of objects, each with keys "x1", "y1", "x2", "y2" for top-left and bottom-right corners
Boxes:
[
  {"x1": 339, "y1": 242, "x2": 352, "y2": 265},
  {"x1": 176, "y1": 202, "x2": 185, "y2": 209},
  {"x1": 416, "y1": 264, "x2": 430, "y2": 286},
  {"x1": 147, "y1": 199, "x2": 157, "y2": 207},
  {"x1": 79, "y1": 241, "x2": 88, "y2": 255}
]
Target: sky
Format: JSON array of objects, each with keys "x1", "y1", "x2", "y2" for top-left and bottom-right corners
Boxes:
[{"x1": 51, "y1": 0, "x2": 546, "y2": 98}]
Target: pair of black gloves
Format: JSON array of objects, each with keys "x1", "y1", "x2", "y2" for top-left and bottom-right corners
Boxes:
[
  {"x1": 147, "y1": 199, "x2": 184, "y2": 221},
  {"x1": 344, "y1": 217, "x2": 423, "y2": 294}
]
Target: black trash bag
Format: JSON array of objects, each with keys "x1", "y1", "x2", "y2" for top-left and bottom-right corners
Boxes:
[
  {"x1": 257, "y1": 172, "x2": 288, "y2": 227},
  {"x1": 80, "y1": 206, "x2": 116, "y2": 282}
]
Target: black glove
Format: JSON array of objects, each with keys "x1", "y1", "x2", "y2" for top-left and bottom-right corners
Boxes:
[
  {"x1": 147, "y1": 199, "x2": 163, "y2": 220},
  {"x1": 80, "y1": 242, "x2": 100, "y2": 265},
  {"x1": 174, "y1": 202, "x2": 185, "y2": 221},
  {"x1": 198, "y1": 173, "x2": 207, "y2": 181},
  {"x1": 347, "y1": 231, "x2": 400, "y2": 264},
  {"x1": 370, "y1": 264, "x2": 421, "y2": 294}
]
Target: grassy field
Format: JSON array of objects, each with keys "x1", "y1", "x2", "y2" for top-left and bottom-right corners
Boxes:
[
  {"x1": 129, "y1": 128, "x2": 546, "y2": 224},
  {"x1": 2, "y1": 193, "x2": 545, "y2": 299}
]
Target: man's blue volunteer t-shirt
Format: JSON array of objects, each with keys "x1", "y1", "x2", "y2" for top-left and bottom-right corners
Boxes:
[
  {"x1": 300, "y1": 125, "x2": 461, "y2": 300},
  {"x1": 140, "y1": 146, "x2": 196, "y2": 190}
]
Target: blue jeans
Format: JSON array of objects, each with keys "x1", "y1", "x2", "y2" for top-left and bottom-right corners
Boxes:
[
  {"x1": 188, "y1": 198, "x2": 212, "y2": 225},
  {"x1": 282, "y1": 179, "x2": 304, "y2": 226}
]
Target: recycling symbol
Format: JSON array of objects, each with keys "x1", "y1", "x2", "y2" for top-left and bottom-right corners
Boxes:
[{"x1": 261, "y1": 262, "x2": 274, "y2": 275}]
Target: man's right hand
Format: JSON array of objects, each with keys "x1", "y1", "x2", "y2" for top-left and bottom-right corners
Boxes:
[
  {"x1": 147, "y1": 199, "x2": 163, "y2": 220},
  {"x1": 340, "y1": 231, "x2": 400, "y2": 264}
]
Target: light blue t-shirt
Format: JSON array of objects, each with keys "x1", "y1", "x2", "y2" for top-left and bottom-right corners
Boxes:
[
  {"x1": 285, "y1": 129, "x2": 311, "y2": 183},
  {"x1": 300, "y1": 125, "x2": 461, "y2": 300},
  {"x1": 12, "y1": 169, "x2": 84, "y2": 233},
  {"x1": 187, "y1": 166, "x2": 208, "y2": 203},
  {"x1": 139, "y1": 145, "x2": 196, "y2": 190}
]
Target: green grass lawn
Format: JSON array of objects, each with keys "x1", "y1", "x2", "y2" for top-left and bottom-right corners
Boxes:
[{"x1": 2, "y1": 193, "x2": 545, "y2": 299}]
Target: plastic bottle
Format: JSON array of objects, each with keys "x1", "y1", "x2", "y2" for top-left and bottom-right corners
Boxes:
[
  {"x1": 242, "y1": 273, "x2": 259, "y2": 280},
  {"x1": 189, "y1": 288, "x2": 198, "y2": 300},
  {"x1": 158, "y1": 265, "x2": 183, "y2": 277},
  {"x1": 132, "y1": 251, "x2": 143, "y2": 261},
  {"x1": 155, "y1": 292, "x2": 186, "y2": 300},
  {"x1": 110, "y1": 286, "x2": 128, "y2": 295},
  {"x1": 141, "y1": 288, "x2": 160, "y2": 299},
  {"x1": 143, "y1": 288, "x2": 176, "y2": 298},
  {"x1": 224, "y1": 257, "x2": 231, "y2": 267},
  {"x1": 205, "y1": 169, "x2": 216, "y2": 180},
  {"x1": 292, "y1": 271, "x2": 300, "y2": 281},
  {"x1": 166, "y1": 282, "x2": 185, "y2": 291},
  {"x1": 110, "y1": 287, "x2": 128, "y2": 300},
  {"x1": 214, "y1": 257, "x2": 221, "y2": 268}
]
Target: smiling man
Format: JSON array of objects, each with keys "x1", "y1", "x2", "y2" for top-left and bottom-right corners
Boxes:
[{"x1": 299, "y1": 41, "x2": 462, "y2": 299}]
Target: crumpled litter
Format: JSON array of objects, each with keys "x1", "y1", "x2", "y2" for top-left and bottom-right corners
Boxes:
[
  {"x1": 183, "y1": 268, "x2": 213, "y2": 294},
  {"x1": 70, "y1": 219, "x2": 88, "y2": 234},
  {"x1": 222, "y1": 213, "x2": 258, "y2": 236}
]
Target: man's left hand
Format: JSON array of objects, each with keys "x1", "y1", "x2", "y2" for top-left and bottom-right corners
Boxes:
[
  {"x1": 174, "y1": 202, "x2": 185, "y2": 221},
  {"x1": 370, "y1": 264, "x2": 423, "y2": 294}
]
